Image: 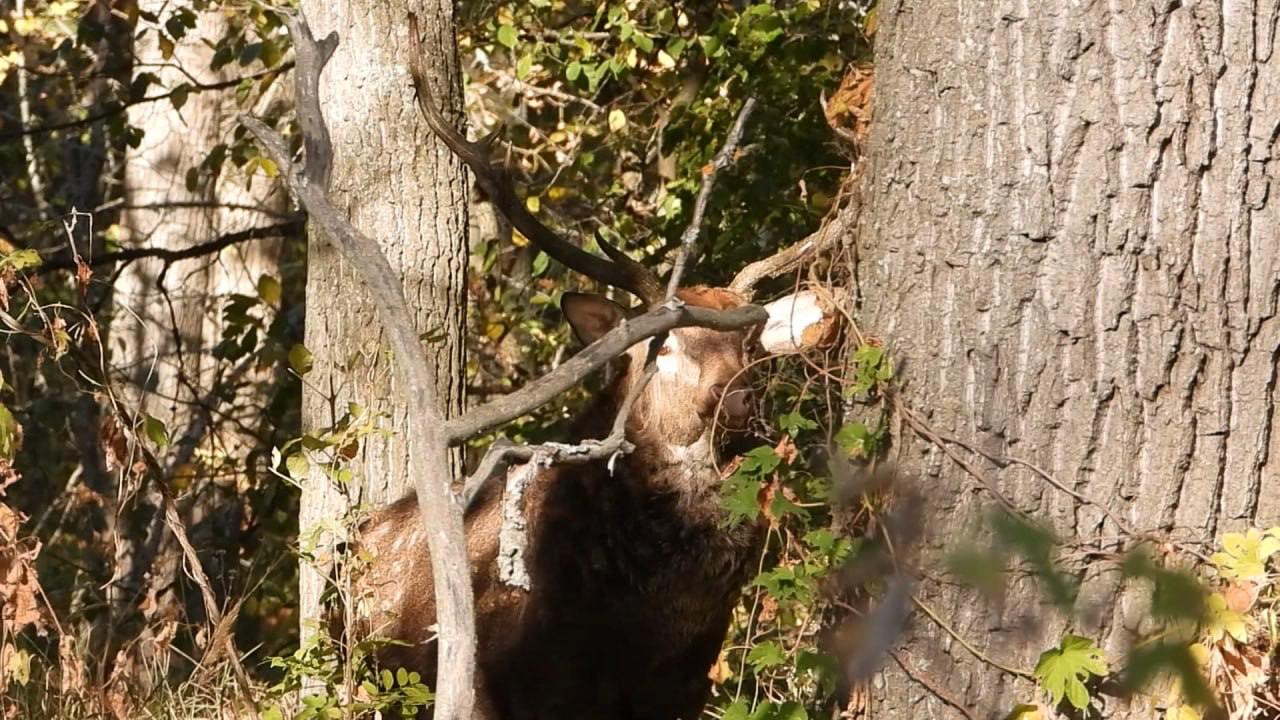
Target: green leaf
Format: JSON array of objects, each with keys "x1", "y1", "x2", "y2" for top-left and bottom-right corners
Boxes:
[
  {"x1": 169, "y1": 82, "x2": 191, "y2": 111},
  {"x1": 286, "y1": 453, "x2": 309, "y2": 480},
  {"x1": 778, "y1": 411, "x2": 818, "y2": 435},
  {"x1": 723, "y1": 700, "x2": 751, "y2": 720},
  {"x1": 144, "y1": 414, "x2": 169, "y2": 447},
  {"x1": 0, "y1": 404, "x2": 17, "y2": 460},
  {"x1": 774, "y1": 702, "x2": 808, "y2": 720},
  {"x1": 289, "y1": 344, "x2": 314, "y2": 375},
  {"x1": 515, "y1": 53, "x2": 533, "y2": 80},
  {"x1": 257, "y1": 274, "x2": 282, "y2": 305},
  {"x1": 746, "y1": 640, "x2": 785, "y2": 671},
  {"x1": 531, "y1": 251, "x2": 549, "y2": 277},
  {"x1": 739, "y1": 445, "x2": 781, "y2": 474},
  {"x1": 721, "y1": 473, "x2": 762, "y2": 526},
  {"x1": 496, "y1": 24, "x2": 518, "y2": 49},
  {"x1": 1034, "y1": 634, "x2": 1107, "y2": 710}
]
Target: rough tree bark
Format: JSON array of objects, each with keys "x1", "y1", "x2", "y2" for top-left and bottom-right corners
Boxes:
[
  {"x1": 857, "y1": 1, "x2": 1279, "y2": 717},
  {"x1": 295, "y1": 0, "x2": 469, "y2": 652}
]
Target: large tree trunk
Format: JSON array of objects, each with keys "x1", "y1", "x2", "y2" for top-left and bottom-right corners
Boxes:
[
  {"x1": 858, "y1": 1, "x2": 1280, "y2": 717},
  {"x1": 296, "y1": 0, "x2": 469, "y2": 647}
]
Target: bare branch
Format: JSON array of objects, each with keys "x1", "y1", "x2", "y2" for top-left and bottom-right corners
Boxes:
[
  {"x1": 406, "y1": 18, "x2": 663, "y2": 304},
  {"x1": 37, "y1": 220, "x2": 303, "y2": 275},
  {"x1": 445, "y1": 300, "x2": 766, "y2": 444},
  {"x1": 243, "y1": 12, "x2": 476, "y2": 717},
  {"x1": 461, "y1": 365, "x2": 655, "y2": 509},
  {"x1": 0, "y1": 63, "x2": 294, "y2": 142},
  {"x1": 665, "y1": 97, "x2": 757, "y2": 298}
]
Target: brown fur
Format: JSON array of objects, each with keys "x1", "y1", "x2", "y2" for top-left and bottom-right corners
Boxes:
[{"x1": 349, "y1": 286, "x2": 765, "y2": 719}]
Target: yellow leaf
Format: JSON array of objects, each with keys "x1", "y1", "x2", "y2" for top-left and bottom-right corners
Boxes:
[
  {"x1": 13, "y1": 16, "x2": 39, "y2": 36},
  {"x1": 511, "y1": 228, "x2": 529, "y2": 247},
  {"x1": 172, "y1": 463, "x2": 197, "y2": 491},
  {"x1": 546, "y1": 186, "x2": 569, "y2": 201},
  {"x1": 257, "y1": 274, "x2": 282, "y2": 305},
  {"x1": 706, "y1": 649, "x2": 733, "y2": 683},
  {"x1": 525, "y1": 196, "x2": 541, "y2": 213},
  {"x1": 485, "y1": 322, "x2": 505, "y2": 340},
  {"x1": 608, "y1": 109, "x2": 627, "y2": 132},
  {"x1": 257, "y1": 157, "x2": 279, "y2": 178},
  {"x1": 625, "y1": 47, "x2": 638, "y2": 68},
  {"x1": 656, "y1": 50, "x2": 676, "y2": 69},
  {"x1": 1188, "y1": 642, "x2": 1210, "y2": 665},
  {"x1": 1212, "y1": 528, "x2": 1278, "y2": 582},
  {"x1": 159, "y1": 34, "x2": 175, "y2": 60},
  {"x1": 2, "y1": 644, "x2": 31, "y2": 687},
  {"x1": 1003, "y1": 704, "x2": 1043, "y2": 720},
  {"x1": 1203, "y1": 593, "x2": 1249, "y2": 643}
]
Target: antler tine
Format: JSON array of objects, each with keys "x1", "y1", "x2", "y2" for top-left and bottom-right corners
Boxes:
[
  {"x1": 595, "y1": 232, "x2": 664, "y2": 306},
  {"x1": 727, "y1": 209, "x2": 852, "y2": 300},
  {"x1": 407, "y1": 14, "x2": 658, "y2": 304}
]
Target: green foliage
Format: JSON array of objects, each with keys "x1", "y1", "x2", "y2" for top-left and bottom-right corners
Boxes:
[
  {"x1": 1033, "y1": 634, "x2": 1107, "y2": 711},
  {"x1": 261, "y1": 629, "x2": 434, "y2": 720}
]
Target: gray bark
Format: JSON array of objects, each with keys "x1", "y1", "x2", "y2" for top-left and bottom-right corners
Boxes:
[
  {"x1": 295, "y1": 0, "x2": 469, "y2": 660},
  {"x1": 858, "y1": 1, "x2": 1280, "y2": 717}
]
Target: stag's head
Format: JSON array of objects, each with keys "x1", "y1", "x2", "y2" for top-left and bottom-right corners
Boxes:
[{"x1": 563, "y1": 287, "x2": 762, "y2": 450}]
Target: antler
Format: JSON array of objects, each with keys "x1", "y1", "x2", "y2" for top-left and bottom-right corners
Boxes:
[
  {"x1": 406, "y1": 16, "x2": 664, "y2": 306},
  {"x1": 728, "y1": 193, "x2": 856, "y2": 300}
]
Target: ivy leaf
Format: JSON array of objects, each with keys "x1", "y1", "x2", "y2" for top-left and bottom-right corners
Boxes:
[
  {"x1": 721, "y1": 473, "x2": 762, "y2": 526},
  {"x1": 1210, "y1": 528, "x2": 1280, "y2": 582},
  {"x1": 778, "y1": 411, "x2": 817, "y2": 436},
  {"x1": 1202, "y1": 593, "x2": 1249, "y2": 643},
  {"x1": 1033, "y1": 635, "x2": 1107, "y2": 710},
  {"x1": 746, "y1": 640, "x2": 785, "y2": 671},
  {"x1": 739, "y1": 445, "x2": 781, "y2": 474}
]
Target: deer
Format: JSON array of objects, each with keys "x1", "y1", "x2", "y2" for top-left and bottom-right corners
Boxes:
[{"x1": 337, "y1": 37, "x2": 839, "y2": 720}]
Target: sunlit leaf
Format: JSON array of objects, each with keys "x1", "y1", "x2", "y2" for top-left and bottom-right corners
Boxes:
[{"x1": 1034, "y1": 635, "x2": 1107, "y2": 710}]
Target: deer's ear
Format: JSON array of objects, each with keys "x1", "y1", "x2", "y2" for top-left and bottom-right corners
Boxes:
[
  {"x1": 759, "y1": 290, "x2": 838, "y2": 354},
  {"x1": 561, "y1": 293, "x2": 628, "y2": 345}
]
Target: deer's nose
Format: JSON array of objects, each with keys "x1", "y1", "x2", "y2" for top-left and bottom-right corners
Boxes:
[{"x1": 711, "y1": 383, "x2": 754, "y2": 424}]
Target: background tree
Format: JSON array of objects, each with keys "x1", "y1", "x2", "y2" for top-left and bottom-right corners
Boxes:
[
  {"x1": 857, "y1": 1, "x2": 1280, "y2": 717},
  {"x1": 107, "y1": 0, "x2": 288, "y2": 681},
  {"x1": 293, "y1": 0, "x2": 470, "y2": 652}
]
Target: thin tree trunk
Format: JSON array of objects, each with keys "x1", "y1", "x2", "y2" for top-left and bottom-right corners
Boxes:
[
  {"x1": 857, "y1": 1, "x2": 1280, "y2": 717},
  {"x1": 295, "y1": 0, "x2": 469, "y2": 654}
]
